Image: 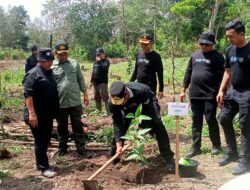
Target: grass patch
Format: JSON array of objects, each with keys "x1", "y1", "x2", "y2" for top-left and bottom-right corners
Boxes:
[
  {"x1": 0, "y1": 170, "x2": 10, "y2": 178},
  {"x1": 95, "y1": 126, "x2": 114, "y2": 144},
  {"x1": 162, "y1": 114, "x2": 185, "y2": 131},
  {"x1": 2, "y1": 68, "x2": 24, "y2": 86},
  {"x1": 9, "y1": 145, "x2": 23, "y2": 155},
  {"x1": 1, "y1": 68, "x2": 24, "y2": 108}
]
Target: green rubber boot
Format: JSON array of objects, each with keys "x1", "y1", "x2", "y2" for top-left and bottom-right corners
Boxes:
[
  {"x1": 104, "y1": 100, "x2": 110, "y2": 116},
  {"x1": 95, "y1": 100, "x2": 102, "y2": 113}
]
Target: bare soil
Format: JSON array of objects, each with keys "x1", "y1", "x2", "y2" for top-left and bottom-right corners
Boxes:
[{"x1": 0, "y1": 118, "x2": 237, "y2": 190}]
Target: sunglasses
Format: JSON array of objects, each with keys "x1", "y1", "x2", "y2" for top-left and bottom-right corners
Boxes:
[
  {"x1": 32, "y1": 49, "x2": 37, "y2": 51},
  {"x1": 199, "y1": 43, "x2": 210, "y2": 47}
]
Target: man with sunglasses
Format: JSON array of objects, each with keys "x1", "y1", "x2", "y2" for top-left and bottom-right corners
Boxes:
[
  {"x1": 130, "y1": 34, "x2": 164, "y2": 99},
  {"x1": 25, "y1": 45, "x2": 38, "y2": 73},
  {"x1": 180, "y1": 31, "x2": 224, "y2": 158},
  {"x1": 217, "y1": 21, "x2": 250, "y2": 175},
  {"x1": 52, "y1": 41, "x2": 90, "y2": 157},
  {"x1": 109, "y1": 81, "x2": 175, "y2": 172}
]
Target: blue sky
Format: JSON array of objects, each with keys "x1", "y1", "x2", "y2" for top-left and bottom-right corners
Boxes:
[{"x1": 0, "y1": 0, "x2": 44, "y2": 20}]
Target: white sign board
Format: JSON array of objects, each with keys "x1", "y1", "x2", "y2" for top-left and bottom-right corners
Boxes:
[{"x1": 168, "y1": 102, "x2": 189, "y2": 116}]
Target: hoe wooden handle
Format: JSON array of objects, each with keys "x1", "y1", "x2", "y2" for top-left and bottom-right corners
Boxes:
[{"x1": 87, "y1": 141, "x2": 134, "y2": 180}]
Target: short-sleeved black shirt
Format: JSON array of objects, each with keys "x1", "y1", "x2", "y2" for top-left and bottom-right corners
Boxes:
[
  {"x1": 23, "y1": 65, "x2": 59, "y2": 120},
  {"x1": 182, "y1": 50, "x2": 225, "y2": 99},
  {"x1": 225, "y1": 42, "x2": 250, "y2": 89}
]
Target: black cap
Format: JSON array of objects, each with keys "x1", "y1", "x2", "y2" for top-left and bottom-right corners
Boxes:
[
  {"x1": 55, "y1": 41, "x2": 69, "y2": 54},
  {"x1": 37, "y1": 48, "x2": 54, "y2": 61},
  {"x1": 110, "y1": 81, "x2": 126, "y2": 105},
  {"x1": 30, "y1": 45, "x2": 38, "y2": 51},
  {"x1": 139, "y1": 34, "x2": 153, "y2": 44},
  {"x1": 96, "y1": 48, "x2": 104, "y2": 54},
  {"x1": 199, "y1": 31, "x2": 216, "y2": 45}
]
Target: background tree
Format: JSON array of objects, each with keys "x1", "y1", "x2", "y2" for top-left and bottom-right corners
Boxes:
[
  {"x1": 0, "y1": 6, "x2": 29, "y2": 50},
  {"x1": 68, "y1": 1, "x2": 118, "y2": 59},
  {"x1": 1, "y1": 0, "x2": 250, "y2": 57}
]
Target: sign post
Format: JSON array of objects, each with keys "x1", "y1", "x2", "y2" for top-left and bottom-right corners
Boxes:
[{"x1": 168, "y1": 102, "x2": 188, "y2": 179}]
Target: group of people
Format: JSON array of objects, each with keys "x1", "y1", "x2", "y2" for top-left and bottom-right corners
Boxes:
[
  {"x1": 181, "y1": 20, "x2": 250, "y2": 176},
  {"x1": 23, "y1": 20, "x2": 250, "y2": 178}
]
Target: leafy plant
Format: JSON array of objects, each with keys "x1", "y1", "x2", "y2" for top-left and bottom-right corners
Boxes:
[
  {"x1": 9, "y1": 145, "x2": 22, "y2": 155},
  {"x1": 121, "y1": 104, "x2": 152, "y2": 166},
  {"x1": 95, "y1": 126, "x2": 114, "y2": 145},
  {"x1": 0, "y1": 170, "x2": 10, "y2": 178}
]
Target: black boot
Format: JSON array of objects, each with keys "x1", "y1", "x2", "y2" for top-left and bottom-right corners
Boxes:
[
  {"x1": 218, "y1": 153, "x2": 238, "y2": 166},
  {"x1": 232, "y1": 163, "x2": 248, "y2": 175},
  {"x1": 165, "y1": 158, "x2": 175, "y2": 173},
  {"x1": 186, "y1": 148, "x2": 202, "y2": 158},
  {"x1": 211, "y1": 146, "x2": 221, "y2": 155}
]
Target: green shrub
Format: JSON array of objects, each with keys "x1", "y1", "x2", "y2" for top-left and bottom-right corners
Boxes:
[
  {"x1": 0, "y1": 48, "x2": 28, "y2": 60},
  {"x1": 11, "y1": 52, "x2": 19, "y2": 60},
  {"x1": 69, "y1": 46, "x2": 88, "y2": 61},
  {"x1": 103, "y1": 40, "x2": 126, "y2": 58},
  {"x1": 0, "y1": 52, "x2": 4, "y2": 60},
  {"x1": 217, "y1": 38, "x2": 229, "y2": 54}
]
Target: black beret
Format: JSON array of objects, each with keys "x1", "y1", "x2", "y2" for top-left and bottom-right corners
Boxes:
[
  {"x1": 110, "y1": 81, "x2": 126, "y2": 98},
  {"x1": 110, "y1": 81, "x2": 126, "y2": 105},
  {"x1": 37, "y1": 48, "x2": 54, "y2": 61}
]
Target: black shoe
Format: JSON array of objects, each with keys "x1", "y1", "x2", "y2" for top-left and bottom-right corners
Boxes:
[
  {"x1": 232, "y1": 163, "x2": 248, "y2": 175},
  {"x1": 218, "y1": 154, "x2": 238, "y2": 166},
  {"x1": 57, "y1": 149, "x2": 68, "y2": 156},
  {"x1": 186, "y1": 148, "x2": 202, "y2": 158},
  {"x1": 166, "y1": 158, "x2": 175, "y2": 173},
  {"x1": 211, "y1": 147, "x2": 221, "y2": 155},
  {"x1": 77, "y1": 150, "x2": 92, "y2": 158}
]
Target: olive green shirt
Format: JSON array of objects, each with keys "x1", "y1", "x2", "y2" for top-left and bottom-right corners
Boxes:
[{"x1": 52, "y1": 58, "x2": 87, "y2": 108}]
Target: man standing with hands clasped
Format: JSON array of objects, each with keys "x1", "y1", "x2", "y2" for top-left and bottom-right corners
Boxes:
[
  {"x1": 180, "y1": 31, "x2": 224, "y2": 158},
  {"x1": 130, "y1": 34, "x2": 164, "y2": 99},
  {"x1": 52, "y1": 41, "x2": 90, "y2": 157},
  {"x1": 217, "y1": 21, "x2": 250, "y2": 175}
]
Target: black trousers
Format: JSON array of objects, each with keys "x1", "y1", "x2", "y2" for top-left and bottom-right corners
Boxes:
[
  {"x1": 57, "y1": 105, "x2": 85, "y2": 152},
  {"x1": 190, "y1": 99, "x2": 221, "y2": 149},
  {"x1": 30, "y1": 118, "x2": 53, "y2": 171},
  {"x1": 111, "y1": 97, "x2": 174, "y2": 163},
  {"x1": 220, "y1": 99, "x2": 250, "y2": 164}
]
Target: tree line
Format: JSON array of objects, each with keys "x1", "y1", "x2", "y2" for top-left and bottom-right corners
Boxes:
[{"x1": 0, "y1": 0, "x2": 249, "y2": 60}]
